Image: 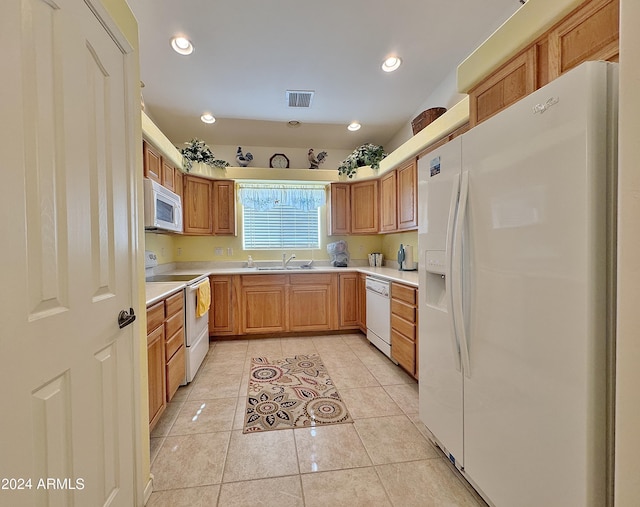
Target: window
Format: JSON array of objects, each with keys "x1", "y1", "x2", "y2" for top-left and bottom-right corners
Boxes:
[{"x1": 240, "y1": 183, "x2": 325, "y2": 250}]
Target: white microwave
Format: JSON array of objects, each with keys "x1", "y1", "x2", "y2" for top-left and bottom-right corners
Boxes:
[{"x1": 143, "y1": 178, "x2": 183, "y2": 233}]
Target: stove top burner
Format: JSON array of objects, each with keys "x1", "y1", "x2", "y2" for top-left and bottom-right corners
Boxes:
[{"x1": 145, "y1": 274, "x2": 205, "y2": 283}]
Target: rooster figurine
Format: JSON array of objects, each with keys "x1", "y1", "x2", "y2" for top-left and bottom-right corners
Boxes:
[
  {"x1": 308, "y1": 149, "x2": 328, "y2": 169},
  {"x1": 236, "y1": 147, "x2": 253, "y2": 167}
]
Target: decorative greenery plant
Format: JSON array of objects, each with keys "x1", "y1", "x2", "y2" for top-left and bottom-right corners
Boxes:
[
  {"x1": 180, "y1": 138, "x2": 230, "y2": 172},
  {"x1": 338, "y1": 143, "x2": 387, "y2": 178}
]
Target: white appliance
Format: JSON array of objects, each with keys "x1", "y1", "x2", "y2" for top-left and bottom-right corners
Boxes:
[
  {"x1": 184, "y1": 277, "x2": 210, "y2": 383},
  {"x1": 418, "y1": 61, "x2": 617, "y2": 507},
  {"x1": 146, "y1": 271, "x2": 210, "y2": 383},
  {"x1": 365, "y1": 276, "x2": 392, "y2": 358},
  {"x1": 143, "y1": 178, "x2": 183, "y2": 233}
]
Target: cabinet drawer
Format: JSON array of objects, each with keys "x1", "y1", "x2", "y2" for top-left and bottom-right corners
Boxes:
[
  {"x1": 166, "y1": 345, "x2": 185, "y2": 402},
  {"x1": 165, "y1": 327, "x2": 184, "y2": 361},
  {"x1": 391, "y1": 313, "x2": 415, "y2": 341},
  {"x1": 165, "y1": 309, "x2": 184, "y2": 338},
  {"x1": 391, "y1": 298, "x2": 415, "y2": 323},
  {"x1": 241, "y1": 274, "x2": 287, "y2": 286},
  {"x1": 146, "y1": 301, "x2": 165, "y2": 334},
  {"x1": 165, "y1": 291, "x2": 184, "y2": 317},
  {"x1": 391, "y1": 329, "x2": 415, "y2": 374},
  {"x1": 289, "y1": 273, "x2": 333, "y2": 285},
  {"x1": 391, "y1": 283, "x2": 416, "y2": 305}
]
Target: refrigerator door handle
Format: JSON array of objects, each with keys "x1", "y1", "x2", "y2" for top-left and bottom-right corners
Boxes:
[
  {"x1": 446, "y1": 173, "x2": 462, "y2": 372},
  {"x1": 452, "y1": 170, "x2": 471, "y2": 378}
]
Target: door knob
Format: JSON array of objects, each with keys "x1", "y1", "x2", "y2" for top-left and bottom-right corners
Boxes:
[{"x1": 118, "y1": 308, "x2": 136, "y2": 329}]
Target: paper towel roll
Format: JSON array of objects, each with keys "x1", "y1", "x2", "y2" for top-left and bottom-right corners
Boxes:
[{"x1": 403, "y1": 245, "x2": 416, "y2": 270}]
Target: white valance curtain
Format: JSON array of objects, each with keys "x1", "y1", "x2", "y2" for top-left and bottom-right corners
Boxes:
[{"x1": 238, "y1": 183, "x2": 326, "y2": 211}]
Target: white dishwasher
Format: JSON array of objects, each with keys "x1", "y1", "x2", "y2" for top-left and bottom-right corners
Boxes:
[{"x1": 365, "y1": 276, "x2": 392, "y2": 359}]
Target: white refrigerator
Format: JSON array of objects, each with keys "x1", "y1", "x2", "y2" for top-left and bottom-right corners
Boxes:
[{"x1": 418, "y1": 61, "x2": 617, "y2": 507}]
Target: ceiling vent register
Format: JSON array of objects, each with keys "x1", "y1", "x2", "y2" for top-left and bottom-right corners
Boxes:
[{"x1": 286, "y1": 90, "x2": 314, "y2": 108}]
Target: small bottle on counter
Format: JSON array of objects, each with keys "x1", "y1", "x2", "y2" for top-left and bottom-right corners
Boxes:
[{"x1": 247, "y1": 255, "x2": 254, "y2": 268}]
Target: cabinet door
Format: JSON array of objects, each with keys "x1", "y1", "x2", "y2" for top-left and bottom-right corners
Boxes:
[
  {"x1": 391, "y1": 329, "x2": 415, "y2": 374},
  {"x1": 357, "y1": 272, "x2": 367, "y2": 332},
  {"x1": 547, "y1": 0, "x2": 619, "y2": 81},
  {"x1": 338, "y1": 273, "x2": 358, "y2": 328},
  {"x1": 379, "y1": 170, "x2": 397, "y2": 233},
  {"x1": 469, "y1": 47, "x2": 536, "y2": 126},
  {"x1": 174, "y1": 170, "x2": 183, "y2": 201},
  {"x1": 241, "y1": 285, "x2": 287, "y2": 333},
  {"x1": 162, "y1": 159, "x2": 176, "y2": 192},
  {"x1": 166, "y1": 345, "x2": 185, "y2": 402},
  {"x1": 213, "y1": 180, "x2": 236, "y2": 235},
  {"x1": 397, "y1": 160, "x2": 418, "y2": 230},
  {"x1": 351, "y1": 180, "x2": 379, "y2": 234},
  {"x1": 143, "y1": 140, "x2": 162, "y2": 184},
  {"x1": 183, "y1": 175, "x2": 213, "y2": 235},
  {"x1": 209, "y1": 275, "x2": 235, "y2": 335},
  {"x1": 147, "y1": 324, "x2": 166, "y2": 430},
  {"x1": 329, "y1": 183, "x2": 351, "y2": 235},
  {"x1": 289, "y1": 285, "x2": 333, "y2": 332}
]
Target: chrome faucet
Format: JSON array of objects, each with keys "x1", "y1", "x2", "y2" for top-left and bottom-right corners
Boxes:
[{"x1": 282, "y1": 252, "x2": 296, "y2": 268}]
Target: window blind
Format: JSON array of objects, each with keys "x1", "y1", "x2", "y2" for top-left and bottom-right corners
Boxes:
[{"x1": 243, "y1": 204, "x2": 320, "y2": 249}]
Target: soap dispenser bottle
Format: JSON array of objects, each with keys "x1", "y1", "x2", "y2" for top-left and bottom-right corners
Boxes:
[{"x1": 247, "y1": 255, "x2": 254, "y2": 268}]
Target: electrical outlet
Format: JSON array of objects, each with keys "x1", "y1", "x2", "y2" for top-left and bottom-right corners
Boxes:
[
  {"x1": 227, "y1": 247, "x2": 233, "y2": 256},
  {"x1": 215, "y1": 247, "x2": 223, "y2": 256},
  {"x1": 177, "y1": 248, "x2": 182, "y2": 257}
]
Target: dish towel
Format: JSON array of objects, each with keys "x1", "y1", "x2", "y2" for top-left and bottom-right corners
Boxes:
[{"x1": 196, "y1": 280, "x2": 211, "y2": 318}]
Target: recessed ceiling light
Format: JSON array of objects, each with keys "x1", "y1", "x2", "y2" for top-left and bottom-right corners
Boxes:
[
  {"x1": 287, "y1": 120, "x2": 301, "y2": 128},
  {"x1": 381, "y1": 56, "x2": 402, "y2": 72},
  {"x1": 347, "y1": 122, "x2": 361, "y2": 131},
  {"x1": 171, "y1": 36, "x2": 194, "y2": 56},
  {"x1": 201, "y1": 113, "x2": 215, "y2": 124}
]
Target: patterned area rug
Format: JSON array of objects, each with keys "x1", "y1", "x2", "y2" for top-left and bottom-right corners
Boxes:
[{"x1": 243, "y1": 354, "x2": 353, "y2": 433}]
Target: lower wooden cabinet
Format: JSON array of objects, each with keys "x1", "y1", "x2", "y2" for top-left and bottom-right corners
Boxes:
[
  {"x1": 390, "y1": 282, "x2": 419, "y2": 379},
  {"x1": 338, "y1": 272, "x2": 358, "y2": 329},
  {"x1": 240, "y1": 275, "x2": 287, "y2": 334},
  {"x1": 209, "y1": 275, "x2": 236, "y2": 335},
  {"x1": 147, "y1": 290, "x2": 185, "y2": 431},
  {"x1": 147, "y1": 322, "x2": 166, "y2": 431},
  {"x1": 289, "y1": 274, "x2": 336, "y2": 332},
  {"x1": 211, "y1": 272, "x2": 361, "y2": 337},
  {"x1": 357, "y1": 272, "x2": 367, "y2": 333}
]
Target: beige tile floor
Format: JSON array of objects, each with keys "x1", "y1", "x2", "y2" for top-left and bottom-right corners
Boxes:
[{"x1": 148, "y1": 333, "x2": 487, "y2": 507}]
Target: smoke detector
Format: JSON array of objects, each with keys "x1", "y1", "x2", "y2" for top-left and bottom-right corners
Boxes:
[{"x1": 286, "y1": 90, "x2": 314, "y2": 108}]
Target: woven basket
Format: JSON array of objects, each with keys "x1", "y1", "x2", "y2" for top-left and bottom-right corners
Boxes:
[{"x1": 411, "y1": 107, "x2": 447, "y2": 135}]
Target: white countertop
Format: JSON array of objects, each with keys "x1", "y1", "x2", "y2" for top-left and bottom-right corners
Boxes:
[
  {"x1": 145, "y1": 281, "x2": 186, "y2": 306},
  {"x1": 145, "y1": 264, "x2": 418, "y2": 306}
]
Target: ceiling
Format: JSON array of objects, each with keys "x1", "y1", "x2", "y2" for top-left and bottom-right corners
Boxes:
[{"x1": 127, "y1": 0, "x2": 522, "y2": 151}]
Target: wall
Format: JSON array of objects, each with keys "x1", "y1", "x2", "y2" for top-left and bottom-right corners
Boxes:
[
  {"x1": 166, "y1": 202, "x2": 384, "y2": 263},
  {"x1": 381, "y1": 231, "x2": 419, "y2": 266},
  {"x1": 615, "y1": 0, "x2": 640, "y2": 503}
]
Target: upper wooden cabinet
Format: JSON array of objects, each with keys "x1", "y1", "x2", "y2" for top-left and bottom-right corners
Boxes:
[
  {"x1": 379, "y1": 171, "x2": 397, "y2": 233},
  {"x1": 182, "y1": 175, "x2": 237, "y2": 236},
  {"x1": 351, "y1": 180, "x2": 378, "y2": 234},
  {"x1": 329, "y1": 183, "x2": 351, "y2": 235},
  {"x1": 143, "y1": 140, "x2": 162, "y2": 184},
  {"x1": 183, "y1": 175, "x2": 213, "y2": 235},
  {"x1": 397, "y1": 159, "x2": 418, "y2": 231},
  {"x1": 468, "y1": 0, "x2": 619, "y2": 126},
  {"x1": 161, "y1": 158, "x2": 176, "y2": 192},
  {"x1": 470, "y1": 47, "x2": 536, "y2": 126},
  {"x1": 212, "y1": 180, "x2": 236, "y2": 235}
]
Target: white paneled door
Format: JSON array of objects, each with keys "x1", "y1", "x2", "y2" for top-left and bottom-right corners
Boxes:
[{"x1": 0, "y1": 0, "x2": 139, "y2": 506}]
